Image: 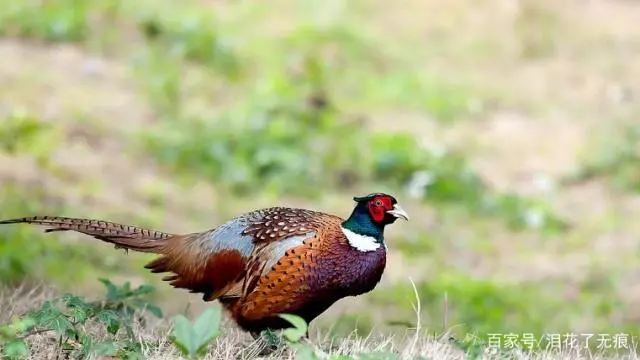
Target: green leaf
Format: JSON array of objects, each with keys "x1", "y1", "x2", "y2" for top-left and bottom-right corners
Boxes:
[
  {"x1": 99, "y1": 278, "x2": 119, "y2": 301},
  {"x1": 133, "y1": 284, "x2": 156, "y2": 296},
  {"x1": 170, "y1": 306, "x2": 222, "y2": 357},
  {"x1": 295, "y1": 344, "x2": 319, "y2": 360},
  {"x1": 2, "y1": 339, "x2": 29, "y2": 358},
  {"x1": 93, "y1": 340, "x2": 118, "y2": 356},
  {"x1": 131, "y1": 299, "x2": 163, "y2": 319},
  {"x1": 67, "y1": 307, "x2": 89, "y2": 324},
  {"x1": 172, "y1": 314, "x2": 198, "y2": 355},
  {"x1": 192, "y1": 306, "x2": 221, "y2": 354},
  {"x1": 77, "y1": 332, "x2": 93, "y2": 357},
  {"x1": 1, "y1": 316, "x2": 36, "y2": 340},
  {"x1": 145, "y1": 303, "x2": 163, "y2": 319},
  {"x1": 13, "y1": 317, "x2": 36, "y2": 334},
  {"x1": 278, "y1": 313, "x2": 308, "y2": 343},
  {"x1": 37, "y1": 309, "x2": 73, "y2": 335},
  {"x1": 97, "y1": 310, "x2": 121, "y2": 335}
]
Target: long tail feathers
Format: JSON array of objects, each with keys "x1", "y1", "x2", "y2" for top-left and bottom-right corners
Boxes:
[
  {"x1": 0, "y1": 216, "x2": 174, "y2": 253},
  {"x1": 0, "y1": 216, "x2": 238, "y2": 300}
]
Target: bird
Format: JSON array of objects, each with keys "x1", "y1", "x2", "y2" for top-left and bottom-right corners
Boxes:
[{"x1": 0, "y1": 192, "x2": 408, "y2": 338}]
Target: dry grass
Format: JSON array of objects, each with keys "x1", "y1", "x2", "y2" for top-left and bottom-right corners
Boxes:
[{"x1": 2, "y1": 285, "x2": 636, "y2": 360}]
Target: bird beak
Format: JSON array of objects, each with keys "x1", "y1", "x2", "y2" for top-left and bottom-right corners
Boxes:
[{"x1": 386, "y1": 204, "x2": 409, "y2": 221}]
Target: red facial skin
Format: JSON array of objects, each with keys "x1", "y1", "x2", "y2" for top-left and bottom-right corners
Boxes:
[{"x1": 367, "y1": 195, "x2": 394, "y2": 222}]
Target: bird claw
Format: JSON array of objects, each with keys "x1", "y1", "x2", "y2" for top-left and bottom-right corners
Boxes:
[
  {"x1": 249, "y1": 329, "x2": 286, "y2": 356},
  {"x1": 262, "y1": 328, "x2": 284, "y2": 349}
]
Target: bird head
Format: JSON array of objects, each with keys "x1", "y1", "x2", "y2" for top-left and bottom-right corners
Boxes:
[{"x1": 353, "y1": 192, "x2": 409, "y2": 226}]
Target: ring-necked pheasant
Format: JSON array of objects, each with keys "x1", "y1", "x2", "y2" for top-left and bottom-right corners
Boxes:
[{"x1": 0, "y1": 192, "x2": 408, "y2": 338}]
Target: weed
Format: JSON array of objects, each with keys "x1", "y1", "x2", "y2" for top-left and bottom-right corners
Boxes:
[
  {"x1": 0, "y1": 110, "x2": 62, "y2": 168},
  {"x1": 170, "y1": 306, "x2": 221, "y2": 359},
  {"x1": 0, "y1": 279, "x2": 161, "y2": 359},
  {"x1": 0, "y1": 0, "x2": 90, "y2": 42},
  {"x1": 561, "y1": 122, "x2": 640, "y2": 193},
  {"x1": 137, "y1": 9, "x2": 240, "y2": 76}
]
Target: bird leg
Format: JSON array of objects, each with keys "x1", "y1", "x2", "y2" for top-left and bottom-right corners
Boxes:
[
  {"x1": 262, "y1": 328, "x2": 283, "y2": 349},
  {"x1": 249, "y1": 329, "x2": 285, "y2": 356}
]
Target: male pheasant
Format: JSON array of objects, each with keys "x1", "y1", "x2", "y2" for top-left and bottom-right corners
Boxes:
[{"x1": 0, "y1": 193, "x2": 408, "y2": 337}]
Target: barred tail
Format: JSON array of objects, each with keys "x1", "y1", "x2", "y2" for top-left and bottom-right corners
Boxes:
[{"x1": 0, "y1": 216, "x2": 174, "y2": 253}]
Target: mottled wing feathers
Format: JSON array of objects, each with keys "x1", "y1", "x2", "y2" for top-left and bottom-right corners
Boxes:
[
  {"x1": 0, "y1": 216, "x2": 172, "y2": 253},
  {"x1": 233, "y1": 207, "x2": 341, "y2": 299},
  {"x1": 241, "y1": 207, "x2": 330, "y2": 243},
  {"x1": 223, "y1": 232, "x2": 317, "y2": 299},
  {"x1": 233, "y1": 214, "x2": 362, "y2": 323}
]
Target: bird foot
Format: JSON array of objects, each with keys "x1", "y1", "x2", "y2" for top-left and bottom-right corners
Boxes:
[
  {"x1": 263, "y1": 328, "x2": 285, "y2": 349},
  {"x1": 249, "y1": 329, "x2": 286, "y2": 356}
]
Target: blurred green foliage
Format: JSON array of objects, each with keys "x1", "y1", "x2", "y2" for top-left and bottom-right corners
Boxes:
[
  {"x1": 562, "y1": 122, "x2": 640, "y2": 193},
  {"x1": 0, "y1": 176, "x2": 133, "y2": 285},
  {"x1": 144, "y1": 104, "x2": 567, "y2": 232},
  {"x1": 374, "y1": 271, "x2": 633, "y2": 352},
  {"x1": 0, "y1": 111, "x2": 151, "y2": 284},
  {"x1": 142, "y1": 91, "x2": 365, "y2": 197},
  {"x1": 0, "y1": 112, "x2": 80, "y2": 283},
  {"x1": 0, "y1": 0, "x2": 90, "y2": 42},
  {"x1": 137, "y1": 9, "x2": 239, "y2": 75},
  {"x1": 0, "y1": 111, "x2": 62, "y2": 167}
]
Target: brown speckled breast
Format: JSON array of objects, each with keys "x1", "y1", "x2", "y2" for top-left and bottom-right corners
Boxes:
[{"x1": 224, "y1": 226, "x2": 387, "y2": 333}]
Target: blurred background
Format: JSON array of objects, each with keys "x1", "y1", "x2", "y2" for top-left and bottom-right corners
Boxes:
[{"x1": 0, "y1": 0, "x2": 639, "y2": 343}]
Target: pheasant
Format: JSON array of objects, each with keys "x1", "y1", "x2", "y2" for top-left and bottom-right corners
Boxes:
[{"x1": 0, "y1": 192, "x2": 408, "y2": 338}]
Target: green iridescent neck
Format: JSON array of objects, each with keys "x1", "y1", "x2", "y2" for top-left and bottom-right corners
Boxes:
[{"x1": 341, "y1": 203, "x2": 385, "y2": 242}]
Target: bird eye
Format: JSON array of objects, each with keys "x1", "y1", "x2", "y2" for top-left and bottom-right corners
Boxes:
[{"x1": 374, "y1": 199, "x2": 383, "y2": 207}]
